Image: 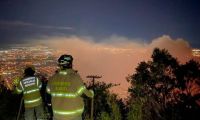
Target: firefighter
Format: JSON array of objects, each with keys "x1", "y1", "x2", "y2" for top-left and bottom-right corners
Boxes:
[
  {"x1": 46, "y1": 54, "x2": 94, "y2": 120},
  {"x1": 15, "y1": 66, "x2": 44, "y2": 120}
]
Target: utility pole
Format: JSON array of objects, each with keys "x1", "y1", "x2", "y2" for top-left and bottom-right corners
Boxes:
[
  {"x1": 86, "y1": 75, "x2": 102, "y2": 120},
  {"x1": 86, "y1": 75, "x2": 102, "y2": 87}
]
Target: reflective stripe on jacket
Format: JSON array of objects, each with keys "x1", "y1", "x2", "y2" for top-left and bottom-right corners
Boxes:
[
  {"x1": 47, "y1": 69, "x2": 86, "y2": 119},
  {"x1": 16, "y1": 76, "x2": 42, "y2": 108}
]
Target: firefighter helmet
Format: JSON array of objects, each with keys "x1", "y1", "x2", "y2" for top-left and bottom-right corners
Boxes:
[
  {"x1": 58, "y1": 54, "x2": 73, "y2": 69},
  {"x1": 24, "y1": 65, "x2": 35, "y2": 76}
]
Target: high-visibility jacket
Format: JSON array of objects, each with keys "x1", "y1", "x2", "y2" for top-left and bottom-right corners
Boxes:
[
  {"x1": 16, "y1": 76, "x2": 42, "y2": 108},
  {"x1": 47, "y1": 69, "x2": 93, "y2": 119}
]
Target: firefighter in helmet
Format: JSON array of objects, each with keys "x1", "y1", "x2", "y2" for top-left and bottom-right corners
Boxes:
[
  {"x1": 15, "y1": 66, "x2": 44, "y2": 120},
  {"x1": 46, "y1": 54, "x2": 94, "y2": 120}
]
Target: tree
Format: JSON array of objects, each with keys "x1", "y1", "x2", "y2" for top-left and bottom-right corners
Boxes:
[
  {"x1": 83, "y1": 81, "x2": 124, "y2": 120},
  {"x1": 127, "y1": 48, "x2": 200, "y2": 120},
  {"x1": 108, "y1": 94, "x2": 122, "y2": 120},
  {"x1": 127, "y1": 98, "x2": 143, "y2": 120},
  {"x1": 174, "y1": 60, "x2": 200, "y2": 120}
]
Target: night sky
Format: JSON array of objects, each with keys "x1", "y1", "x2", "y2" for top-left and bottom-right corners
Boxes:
[{"x1": 0, "y1": 0, "x2": 200, "y2": 48}]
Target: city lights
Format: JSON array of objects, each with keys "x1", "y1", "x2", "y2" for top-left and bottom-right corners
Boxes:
[
  {"x1": 0, "y1": 45, "x2": 58, "y2": 89},
  {"x1": 192, "y1": 49, "x2": 200, "y2": 57}
]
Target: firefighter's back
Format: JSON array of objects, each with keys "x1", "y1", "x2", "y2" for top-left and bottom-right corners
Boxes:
[{"x1": 48, "y1": 69, "x2": 85, "y2": 120}]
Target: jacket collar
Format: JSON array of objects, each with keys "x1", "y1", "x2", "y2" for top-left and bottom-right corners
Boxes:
[{"x1": 58, "y1": 69, "x2": 73, "y2": 75}]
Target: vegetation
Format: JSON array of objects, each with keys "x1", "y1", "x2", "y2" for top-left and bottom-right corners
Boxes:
[
  {"x1": 0, "y1": 85, "x2": 22, "y2": 120},
  {"x1": 83, "y1": 81, "x2": 123, "y2": 120},
  {"x1": 127, "y1": 48, "x2": 200, "y2": 120}
]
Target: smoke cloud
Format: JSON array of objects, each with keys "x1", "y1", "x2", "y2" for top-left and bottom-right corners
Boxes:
[{"x1": 32, "y1": 35, "x2": 194, "y2": 98}]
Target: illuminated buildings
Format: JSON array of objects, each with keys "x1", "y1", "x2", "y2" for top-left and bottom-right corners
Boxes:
[
  {"x1": 0, "y1": 45, "x2": 59, "y2": 89},
  {"x1": 192, "y1": 49, "x2": 200, "y2": 57}
]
